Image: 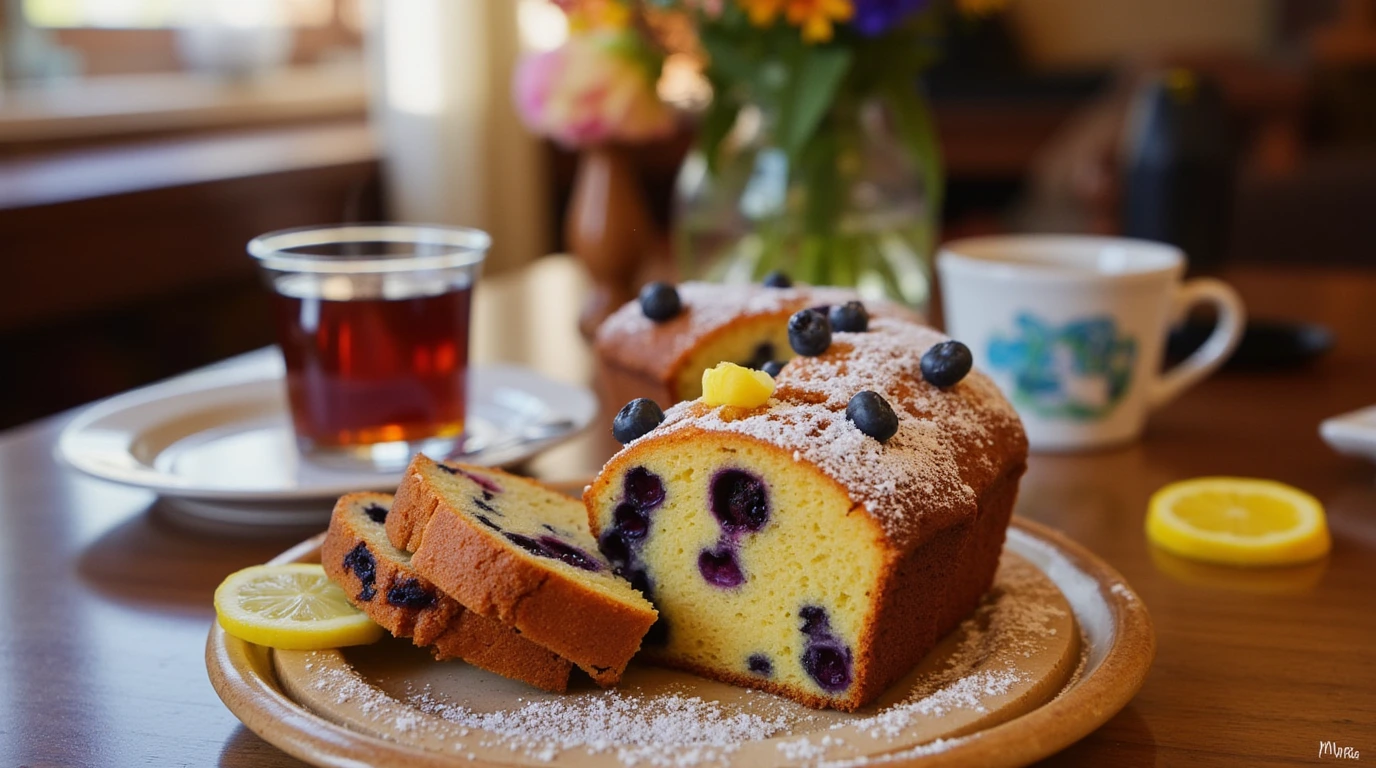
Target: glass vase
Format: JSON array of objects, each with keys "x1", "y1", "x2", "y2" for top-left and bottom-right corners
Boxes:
[{"x1": 673, "y1": 97, "x2": 938, "y2": 313}]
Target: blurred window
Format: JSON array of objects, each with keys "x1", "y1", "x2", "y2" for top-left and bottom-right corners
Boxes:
[
  {"x1": 516, "y1": 0, "x2": 568, "y2": 52},
  {"x1": 22, "y1": 0, "x2": 338, "y2": 28},
  {"x1": 7, "y1": 0, "x2": 363, "y2": 78}
]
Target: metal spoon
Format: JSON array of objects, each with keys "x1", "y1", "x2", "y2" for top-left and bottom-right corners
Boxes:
[{"x1": 447, "y1": 417, "x2": 578, "y2": 460}]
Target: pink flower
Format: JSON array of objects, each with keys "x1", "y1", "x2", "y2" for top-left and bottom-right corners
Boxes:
[
  {"x1": 688, "y1": 0, "x2": 726, "y2": 17},
  {"x1": 513, "y1": 32, "x2": 675, "y2": 148}
]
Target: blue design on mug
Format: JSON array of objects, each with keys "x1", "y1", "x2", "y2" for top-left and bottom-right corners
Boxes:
[{"x1": 987, "y1": 313, "x2": 1137, "y2": 420}]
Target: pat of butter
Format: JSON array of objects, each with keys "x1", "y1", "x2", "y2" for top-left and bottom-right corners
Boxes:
[{"x1": 701, "y1": 362, "x2": 775, "y2": 408}]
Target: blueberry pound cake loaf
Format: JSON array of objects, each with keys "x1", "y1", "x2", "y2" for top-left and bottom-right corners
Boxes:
[
  {"x1": 386, "y1": 456, "x2": 658, "y2": 686},
  {"x1": 585, "y1": 316, "x2": 1028, "y2": 711},
  {"x1": 595, "y1": 281, "x2": 919, "y2": 409},
  {"x1": 321, "y1": 493, "x2": 573, "y2": 693}
]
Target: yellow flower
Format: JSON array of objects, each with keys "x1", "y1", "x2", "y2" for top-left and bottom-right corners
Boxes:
[
  {"x1": 785, "y1": 0, "x2": 854, "y2": 43},
  {"x1": 565, "y1": 0, "x2": 632, "y2": 31},
  {"x1": 739, "y1": 0, "x2": 786, "y2": 27}
]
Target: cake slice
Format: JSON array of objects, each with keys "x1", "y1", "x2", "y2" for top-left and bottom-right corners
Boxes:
[
  {"x1": 386, "y1": 456, "x2": 658, "y2": 686},
  {"x1": 322, "y1": 492, "x2": 573, "y2": 693},
  {"x1": 586, "y1": 318, "x2": 1028, "y2": 710}
]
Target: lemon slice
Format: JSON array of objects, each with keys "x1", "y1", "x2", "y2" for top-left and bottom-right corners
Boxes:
[
  {"x1": 214, "y1": 563, "x2": 385, "y2": 650},
  {"x1": 1146, "y1": 477, "x2": 1331, "y2": 566}
]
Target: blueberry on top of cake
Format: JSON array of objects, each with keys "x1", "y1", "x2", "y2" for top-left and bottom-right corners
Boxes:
[{"x1": 585, "y1": 318, "x2": 1027, "y2": 711}]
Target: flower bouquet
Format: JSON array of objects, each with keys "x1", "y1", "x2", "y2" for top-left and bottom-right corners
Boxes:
[
  {"x1": 672, "y1": 0, "x2": 995, "y2": 311},
  {"x1": 512, "y1": 1, "x2": 677, "y2": 335},
  {"x1": 513, "y1": 1, "x2": 675, "y2": 149},
  {"x1": 514, "y1": 0, "x2": 995, "y2": 314}
]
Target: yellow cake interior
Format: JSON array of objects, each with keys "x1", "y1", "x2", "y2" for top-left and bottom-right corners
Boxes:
[
  {"x1": 421, "y1": 463, "x2": 642, "y2": 605},
  {"x1": 671, "y1": 318, "x2": 796, "y2": 401},
  {"x1": 590, "y1": 434, "x2": 887, "y2": 702}
]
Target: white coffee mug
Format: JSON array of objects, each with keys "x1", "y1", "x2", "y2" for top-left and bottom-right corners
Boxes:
[{"x1": 938, "y1": 235, "x2": 1245, "y2": 451}]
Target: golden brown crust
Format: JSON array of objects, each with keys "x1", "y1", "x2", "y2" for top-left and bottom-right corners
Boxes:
[
  {"x1": 432, "y1": 611, "x2": 573, "y2": 694},
  {"x1": 847, "y1": 464, "x2": 1024, "y2": 710},
  {"x1": 322, "y1": 493, "x2": 462, "y2": 646},
  {"x1": 391, "y1": 457, "x2": 658, "y2": 687},
  {"x1": 593, "y1": 283, "x2": 920, "y2": 406},
  {"x1": 323, "y1": 492, "x2": 572, "y2": 693},
  {"x1": 385, "y1": 466, "x2": 441, "y2": 554},
  {"x1": 641, "y1": 654, "x2": 841, "y2": 711},
  {"x1": 387, "y1": 456, "x2": 604, "y2": 553}
]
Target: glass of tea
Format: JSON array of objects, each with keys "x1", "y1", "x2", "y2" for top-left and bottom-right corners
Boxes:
[{"x1": 248, "y1": 224, "x2": 488, "y2": 470}]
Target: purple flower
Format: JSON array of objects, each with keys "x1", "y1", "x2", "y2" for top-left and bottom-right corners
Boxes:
[{"x1": 851, "y1": 0, "x2": 931, "y2": 36}]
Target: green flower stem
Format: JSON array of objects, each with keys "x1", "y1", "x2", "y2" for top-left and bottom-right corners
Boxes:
[{"x1": 678, "y1": 89, "x2": 940, "y2": 309}]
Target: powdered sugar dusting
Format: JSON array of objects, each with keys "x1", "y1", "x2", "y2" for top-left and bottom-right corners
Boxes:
[
  {"x1": 792, "y1": 559, "x2": 1073, "y2": 766},
  {"x1": 294, "y1": 556, "x2": 1072, "y2": 767},
  {"x1": 596, "y1": 283, "x2": 903, "y2": 378},
  {"x1": 302, "y1": 659, "x2": 799, "y2": 765},
  {"x1": 845, "y1": 561, "x2": 1067, "y2": 739},
  {"x1": 599, "y1": 283, "x2": 873, "y2": 348},
  {"x1": 306, "y1": 659, "x2": 437, "y2": 737},
  {"x1": 1109, "y1": 582, "x2": 1135, "y2": 602},
  {"x1": 641, "y1": 318, "x2": 1025, "y2": 548},
  {"x1": 777, "y1": 733, "x2": 844, "y2": 761},
  {"x1": 410, "y1": 688, "x2": 796, "y2": 765}
]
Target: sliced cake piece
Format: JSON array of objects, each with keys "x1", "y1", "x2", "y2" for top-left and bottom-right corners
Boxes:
[
  {"x1": 386, "y1": 456, "x2": 657, "y2": 686},
  {"x1": 322, "y1": 492, "x2": 573, "y2": 693}
]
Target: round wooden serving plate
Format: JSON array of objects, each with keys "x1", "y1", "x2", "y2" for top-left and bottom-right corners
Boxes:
[{"x1": 207, "y1": 518, "x2": 1154, "y2": 767}]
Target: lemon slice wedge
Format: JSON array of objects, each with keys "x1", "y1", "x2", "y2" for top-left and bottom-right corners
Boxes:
[
  {"x1": 1146, "y1": 477, "x2": 1331, "y2": 566},
  {"x1": 214, "y1": 563, "x2": 384, "y2": 650}
]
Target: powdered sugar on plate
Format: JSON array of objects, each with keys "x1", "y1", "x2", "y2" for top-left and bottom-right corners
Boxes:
[
  {"x1": 410, "y1": 687, "x2": 800, "y2": 766},
  {"x1": 810, "y1": 557, "x2": 1070, "y2": 759},
  {"x1": 301, "y1": 656, "x2": 802, "y2": 766},
  {"x1": 292, "y1": 555, "x2": 1072, "y2": 767}
]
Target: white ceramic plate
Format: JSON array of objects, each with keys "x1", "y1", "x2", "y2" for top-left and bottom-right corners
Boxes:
[
  {"x1": 1320, "y1": 405, "x2": 1376, "y2": 464},
  {"x1": 57, "y1": 349, "x2": 598, "y2": 502}
]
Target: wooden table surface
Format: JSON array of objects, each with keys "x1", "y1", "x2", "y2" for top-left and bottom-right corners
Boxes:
[{"x1": 2, "y1": 257, "x2": 1373, "y2": 767}]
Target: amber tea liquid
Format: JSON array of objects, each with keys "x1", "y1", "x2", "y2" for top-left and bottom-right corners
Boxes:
[{"x1": 271, "y1": 274, "x2": 472, "y2": 451}]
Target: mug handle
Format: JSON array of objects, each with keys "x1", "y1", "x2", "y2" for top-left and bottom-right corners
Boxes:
[{"x1": 1149, "y1": 277, "x2": 1247, "y2": 409}]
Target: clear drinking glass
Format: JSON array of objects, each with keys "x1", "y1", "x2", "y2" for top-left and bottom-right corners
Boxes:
[{"x1": 248, "y1": 224, "x2": 489, "y2": 470}]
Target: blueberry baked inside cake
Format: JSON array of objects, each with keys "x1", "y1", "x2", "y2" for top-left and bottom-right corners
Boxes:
[
  {"x1": 321, "y1": 492, "x2": 573, "y2": 692},
  {"x1": 585, "y1": 314, "x2": 1027, "y2": 711},
  {"x1": 386, "y1": 456, "x2": 658, "y2": 686}
]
